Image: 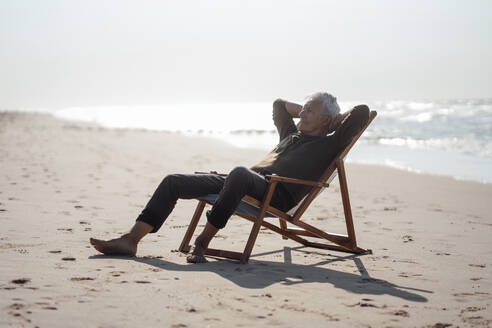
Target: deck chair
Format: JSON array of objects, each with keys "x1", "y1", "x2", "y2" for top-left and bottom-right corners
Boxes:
[{"x1": 179, "y1": 110, "x2": 377, "y2": 263}]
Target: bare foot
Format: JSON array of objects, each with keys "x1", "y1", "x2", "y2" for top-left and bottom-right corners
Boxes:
[
  {"x1": 186, "y1": 245, "x2": 207, "y2": 263},
  {"x1": 186, "y1": 236, "x2": 208, "y2": 264},
  {"x1": 90, "y1": 235, "x2": 137, "y2": 256}
]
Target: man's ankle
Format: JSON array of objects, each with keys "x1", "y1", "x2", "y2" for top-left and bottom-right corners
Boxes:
[
  {"x1": 122, "y1": 233, "x2": 139, "y2": 245},
  {"x1": 195, "y1": 235, "x2": 212, "y2": 250}
]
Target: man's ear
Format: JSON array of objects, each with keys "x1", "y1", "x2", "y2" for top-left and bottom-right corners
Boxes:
[{"x1": 321, "y1": 115, "x2": 332, "y2": 127}]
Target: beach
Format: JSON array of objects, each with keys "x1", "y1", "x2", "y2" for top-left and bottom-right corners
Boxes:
[{"x1": 1, "y1": 111, "x2": 491, "y2": 327}]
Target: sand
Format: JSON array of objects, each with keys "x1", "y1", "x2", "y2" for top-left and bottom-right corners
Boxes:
[{"x1": 1, "y1": 111, "x2": 491, "y2": 328}]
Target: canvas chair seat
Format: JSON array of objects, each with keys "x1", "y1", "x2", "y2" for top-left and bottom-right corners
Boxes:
[
  {"x1": 179, "y1": 109, "x2": 377, "y2": 263},
  {"x1": 198, "y1": 194, "x2": 276, "y2": 218}
]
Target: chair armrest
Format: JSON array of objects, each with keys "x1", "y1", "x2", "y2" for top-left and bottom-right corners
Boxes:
[
  {"x1": 195, "y1": 172, "x2": 329, "y2": 188},
  {"x1": 265, "y1": 174, "x2": 329, "y2": 188},
  {"x1": 194, "y1": 171, "x2": 229, "y2": 177}
]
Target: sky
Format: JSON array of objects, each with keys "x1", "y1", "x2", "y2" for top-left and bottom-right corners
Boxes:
[{"x1": 0, "y1": 0, "x2": 491, "y2": 109}]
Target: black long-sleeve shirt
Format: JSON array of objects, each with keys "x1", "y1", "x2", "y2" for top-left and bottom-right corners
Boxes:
[{"x1": 250, "y1": 99, "x2": 369, "y2": 205}]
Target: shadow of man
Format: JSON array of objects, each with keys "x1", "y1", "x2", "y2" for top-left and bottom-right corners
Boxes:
[{"x1": 90, "y1": 246, "x2": 431, "y2": 303}]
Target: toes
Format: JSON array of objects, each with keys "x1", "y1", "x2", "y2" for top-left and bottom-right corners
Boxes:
[
  {"x1": 90, "y1": 238, "x2": 102, "y2": 245},
  {"x1": 186, "y1": 254, "x2": 207, "y2": 263},
  {"x1": 89, "y1": 238, "x2": 106, "y2": 253}
]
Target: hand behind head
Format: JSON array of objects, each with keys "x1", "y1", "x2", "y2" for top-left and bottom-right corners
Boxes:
[{"x1": 327, "y1": 114, "x2": 343, "y2": 134}]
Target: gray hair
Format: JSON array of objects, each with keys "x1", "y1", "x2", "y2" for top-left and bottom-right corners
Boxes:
[{"x1": 307, "y1": 92, "x2": 340, "y2": 118}]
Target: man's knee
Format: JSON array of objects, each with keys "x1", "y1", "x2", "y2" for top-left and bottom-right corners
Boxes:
[
  {"x1": 160, "y1": 174, "x2": 183, "y2": 189},
  {"x1": 227, "y1": 166, "x2": 252, "y2": 183}
]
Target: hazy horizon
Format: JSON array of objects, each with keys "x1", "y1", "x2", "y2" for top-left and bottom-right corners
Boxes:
[{"x1": 1, "y1": 0, "x2": 491, "y2": 109}]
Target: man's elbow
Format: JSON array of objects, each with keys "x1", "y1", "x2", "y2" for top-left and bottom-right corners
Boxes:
[
  {"x1": 273, "y1": 98, "x2": 286, "y2": 110},
  {"x1": 352, "y1": 104, "x2": 370, "y2": 127},
  {"x1": 354, "y1": 104, "x2": 369, "y2": 113}
]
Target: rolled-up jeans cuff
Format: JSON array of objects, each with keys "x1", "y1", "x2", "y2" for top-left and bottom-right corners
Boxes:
[{"x1": 205, "y1": 210, "x2": 225, "y2": 229}]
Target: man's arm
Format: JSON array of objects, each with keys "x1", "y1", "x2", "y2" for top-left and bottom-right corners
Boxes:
[
  {"x1": 284, "y1": 101, "x2": 303, "y2": 118},
  {"x1": 331, "y1": 105, "x2": 370, "y2": 151},
  {"x1": 327, "y1": 107, "x2": 354, "y2": 134},
  {"x1": 273, "y1": 99, "x2": 298, "y2": 141}
]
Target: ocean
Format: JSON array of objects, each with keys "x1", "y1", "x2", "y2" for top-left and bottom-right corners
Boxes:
[{"x1": 15, "y1": 98, "x2": 492, "y2": 184}]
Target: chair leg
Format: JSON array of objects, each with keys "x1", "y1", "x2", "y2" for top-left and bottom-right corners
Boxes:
[
  {"x1": 240, "y1": 182, "x2": 278, "y2": 263},
  {"x1": 179, "y1": 200, "x2": 206, "y2": 253},
  {"x1": 241, "y1": 213, "x2": 266, "y2": 263},
  {"x1": 337, "y1": 160, "x2": 357, "y2": 249},
  {"x1": 279, "y1": 219, "x2": 288, "y2": 240}
]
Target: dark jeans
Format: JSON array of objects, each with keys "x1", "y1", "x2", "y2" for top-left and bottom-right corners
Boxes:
[{"x1": 136, "y1": 166, "x2": 295, "y2": 232}]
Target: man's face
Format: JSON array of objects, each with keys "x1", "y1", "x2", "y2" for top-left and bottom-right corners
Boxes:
[{"x1": 298, "y1": 99, "x2": 331, "y2": 135}]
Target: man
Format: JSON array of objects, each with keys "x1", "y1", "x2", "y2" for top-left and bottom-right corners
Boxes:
[{"x1": 90, "y1": 92, "x2": 369, "y2": 263}]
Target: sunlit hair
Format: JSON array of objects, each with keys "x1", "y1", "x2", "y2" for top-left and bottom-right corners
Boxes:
[{"x1": 307, "y1": 92, "x2": 340, "y2": 118}]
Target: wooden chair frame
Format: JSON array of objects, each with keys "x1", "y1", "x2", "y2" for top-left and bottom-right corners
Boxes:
[{"x1": 179, "y1": 111, "x2": 377, "y2": 263}]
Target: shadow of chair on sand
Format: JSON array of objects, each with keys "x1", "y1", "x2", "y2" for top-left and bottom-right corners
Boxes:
[{"x1": 90, "y1": 246, "x2": 431, "y2": 303}]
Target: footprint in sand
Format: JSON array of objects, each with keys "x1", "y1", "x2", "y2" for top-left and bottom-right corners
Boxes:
[
  {"x1": 170, "y1": 225, "x2": 187, "y2": 229},
  {"x1": 346, "y1": 301, "x2": 386, "y2": 309},
  {"x1": 468, "y1": 264, "x2": 486, "y2": 268},
  {"x1": 402, "y1": 235, "x2": 414, "y2": 243},
  {"x1": 427, "y1": 323, "x2": 452, "y2": 328},
  {"x1": 9, "y1": 303, "x2": 25, "y2": 310},
  {"x1": 392, "y1": 309, "x2": 409, "y2": 317},
  {"x1": 42, "y1": 306, "x2": 57, "y2": 310},
  {"x1": 461, "y1": 306, "x2": 485, "y2": 313},
  {"x1": 61, "y1": 257, "x2": 76, "y2": 261},
  {"x1": 459, "y1": 307, "x2": 491, "y2": 326},
  {"x1": 70, "y1": 277, "x2": 95, "y2": 281}
]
